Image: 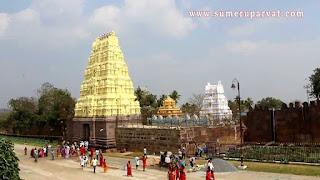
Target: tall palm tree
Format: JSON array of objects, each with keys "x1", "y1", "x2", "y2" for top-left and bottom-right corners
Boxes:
[
  {"x1": 244, "y1": 97, "x2": 254, "y2": 109},
  {"x1": 169, "y1": 90, "x2": 181, "y2": 103},
  {"x1": 157, "y1": 94, "x2": 167, "y2": 107}
]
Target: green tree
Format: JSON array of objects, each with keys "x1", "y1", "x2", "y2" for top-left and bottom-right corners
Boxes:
[
  {"x1": 256, "y1": 97, "x2": 283, "y2": 109},
  {"x1": 181, "y1": 103, "x2": 199, "y2": 115},
  {"x1": 0, "y1": 112, "x2": 9, "y2": 131},
  {"x1": 244, "y1": 97, "x2": 254, "y2": 109},
  {"x1": 134, "y1": 86, "x2": 144, "y2": 102},
  {"x1": 307, "y1": 68, "x2": 320, "y2": 100},
  {"x1": 157, "y1": 94, "x2": 167, "y2": 107},
  {"x1": 181, "y1": 94, "x2": 204, "y2": 115},
  {"x1": 7, "y1": 97, "x2": 38, "y2": 133},
  {"x1": 169, "y1": 90, "x2": 181, "y2": 103},
  {"x1": 0, "y1": 138, "x2": 20, "y2": 180},
  {"x1": 228, "y1": 97, "x2": 253, "y2": 118},
  {"x1": 134, "y1": 87, "x2": 158, "y2": 124},
  {"x1": 37, "y1": 82, "x2": 76, "y2": 132}
]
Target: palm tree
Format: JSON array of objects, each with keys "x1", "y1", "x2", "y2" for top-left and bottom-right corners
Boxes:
[
  {"x1": 244, "y1": 97, "x2": 254, "y2": 109},
  {"x1": 157, "y1": 94, "x2": 167, "y2": 107},
  {"x1": 169, "y1": 90, "x2": 181, "y2": 103}
]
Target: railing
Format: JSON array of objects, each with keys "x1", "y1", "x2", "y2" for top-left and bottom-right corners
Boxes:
[{"x1": 226, "y1": 143, "x2": 320, "y2": 163}]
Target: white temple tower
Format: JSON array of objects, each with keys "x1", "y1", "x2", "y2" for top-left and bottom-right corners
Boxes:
[{"x1": 200, "y1": 81, "x2": 232, "y2": 124}]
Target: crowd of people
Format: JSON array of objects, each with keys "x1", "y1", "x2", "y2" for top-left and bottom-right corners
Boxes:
[
  {"x1": 157, "y1": 145, "x2": 215, "y2": 180},
  {"x1": 28, "y1": 144, "x2": 53, "y2": 162},
  {"x1": 25, "y1": 142, "x2": 214, "y2": 179}
]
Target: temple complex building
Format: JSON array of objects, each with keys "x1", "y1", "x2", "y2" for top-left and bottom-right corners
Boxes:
[
  {"x1": 68, "y1": 31, "x2": 141, "y2": 148},
  {"x1": 157, "y1": 96, "x2": 182, "y2": 118},
  {"x1": 200, "y1": 81, "x2": 233, "y2": 125}
]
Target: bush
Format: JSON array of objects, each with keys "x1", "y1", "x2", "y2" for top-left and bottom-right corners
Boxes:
[{"x1": 0, "y1": 138, "x2": 20, "y2": 180}]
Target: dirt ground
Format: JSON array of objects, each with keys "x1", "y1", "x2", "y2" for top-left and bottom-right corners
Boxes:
[{"x1": 16, "y1": 144, "x2": 320, "y2": 180}]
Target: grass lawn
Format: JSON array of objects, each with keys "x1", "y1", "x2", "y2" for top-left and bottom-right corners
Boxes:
[
  {"x1": 228, "y1": 160, "x2": 320, "y2": 176},
  {"x1": 0, "y1": 135, "x2": 59, "y2": 148}
]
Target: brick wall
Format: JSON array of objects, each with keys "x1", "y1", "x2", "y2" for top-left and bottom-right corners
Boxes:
[
  {"x1": 116, "y1": 125, "x2": 240, "y2": 154},
  {"x1": 116, "y1": 127, "x2": 181, "y2": 153},
  {"x1": 244, "y1": 100, "x2": 320, "y2": 143}
]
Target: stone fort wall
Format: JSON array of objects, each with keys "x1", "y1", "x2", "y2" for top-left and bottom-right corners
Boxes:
[
  {"x1": 244, "y1": 100, "x2": 320, "y2": 143},
  {"x1": 116, "y1": 125, "x2": 240, "y2": 155}
]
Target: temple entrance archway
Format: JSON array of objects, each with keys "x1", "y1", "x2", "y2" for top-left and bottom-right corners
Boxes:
[{"x1": 83, "y1": 124, "x2": 90, "y2": 141}]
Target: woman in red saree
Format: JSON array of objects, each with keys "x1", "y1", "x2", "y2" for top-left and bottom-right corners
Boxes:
[
  {"x1": 80, "y1": 146, "x2": 85, "y2": 155},
  {"x1": 127, "y1": 161, "x2": 132, "y2": 177},
  {"x1": 71, "y1": 147, "x2": 75, "y2": 156},
  {"x1": 168, "y1": 167, "x2": 176, "y2": 180},
  {"x1": 103, "y1": 159, "x2": 108, "y2": 173},
  {"x1": 30, "y1": 148, "x2": 34, "y2": 158},
  {"x1": 100, "y1": 153, "x2": 104, "y2": 166},
  {"x1": 24, "y1": 147, "x2": 27, "y2": 155},
  {"x1": 90, "y1": 147, "x2": 94, "y2": 160},
  {"x1": 174, "y1": 165, "x2": 180, "y2": 180},
  {"x1": 142, "y1": 155, "x2": 147, "y2": 171},
  {"x1": 206, "y1": 167, "x2": 211, "y2": 180},
  {"x1": 180, "y1": 166, "x2": 186, "y2": 180},
  {"x1": 41, "y1": 149, "x2": 45, "y2": 158}
]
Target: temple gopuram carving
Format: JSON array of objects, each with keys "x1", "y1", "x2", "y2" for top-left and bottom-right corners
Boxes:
[
  {"x1": 157, "y1": 96, "x2": 182, "y2": 118},
  {"x1": 200, "y1": 81, "x2": 233, "y2": 125},
  {"x1": 68, "y1": 31, "x2": 141, "y2": 148}
]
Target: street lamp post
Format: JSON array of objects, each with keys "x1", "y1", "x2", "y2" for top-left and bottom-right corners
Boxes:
[{"x1": 231, "y1": 78, "x2": 247, "y2": 169}]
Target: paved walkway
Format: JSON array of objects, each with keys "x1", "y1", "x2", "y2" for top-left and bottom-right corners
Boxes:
[{"x1": 16, "y1": 144, "x2": 320, "y2": 180}]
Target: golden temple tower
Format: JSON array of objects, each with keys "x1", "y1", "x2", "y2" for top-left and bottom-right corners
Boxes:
[
  {"x1": 157, "y1": 96, "x2": 182, "y2": 118},
  {"x1": 75, "y1": 31, "x2": 141, "y2": 117}
]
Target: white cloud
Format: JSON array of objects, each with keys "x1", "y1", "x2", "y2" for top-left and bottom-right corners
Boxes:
[
  {"x1": 0, "y1": 13, "x2": 10, "y2": 37},
  {"x1": 224, "y1": 37, "x2": 320, "y2": 57},
  {"x1": 90, "y1": 0, "x2": 196, "y2": 38},
  {"x1": 229, "y1": 18, "x2": 284, "y2": 37},
  {"x1": 90, "y1": 6, "x2": 121, "y2": 31}
]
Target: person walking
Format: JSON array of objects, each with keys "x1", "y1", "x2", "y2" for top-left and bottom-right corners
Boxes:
[
  {"x1": 210, "y1": 160, "x2": 215, "y2": 180},
  {"x1": 103, "y1": 159, "x2": 108, "y2": 173},
  {"x1": 34, "y1": 149, "x2": 38, "y2": 163},
  {"x1": 189, "y1": 157, "x2": 195, "y2": 168},
  {"x1": 51, "y1": 150, "x2": 55, "y2": 160},
  {"x1": 30, "y1": 148, "x2": 34, "y2": 158},
  {"x1": 178, "y1": 149, "x2": 182, "y2": 160},
  {"x1": 134, "y1": 156, "x2": 140, "y2": 170},
  {"x1": 95, "y1": 149, "x2": 99, "y2": 160},
  {"x1": 84, "y1": 155, "x2": 88, "y2": 167},
  {"x1": 143, "y1": 147, "x2": 147, "y2": 158},
  {"x1": 203, "y1": 144, "x2": 208, "y2": 157},
  {"x1": 80, "y1": 156, "x2": 84, "y2": 169},
  {"x1": 100, "y1": 153, "x2": 104, "y2": 167},
  {"x1": 127, "y1": 161, "x2": 133, "y2": 177},
  {"x1": 142, "y1": 155, "x2": 147, "y2": 172},
  {"x1": 92, "y1": 157, "x2": 97, "y2": 173},
  {"x1": 24, "y1": 147, "x2": 27, "y2": 155},
  {"x1": 198, "y1": 145, "x2": 203, "y2": 158},
  {"x1": 182, "y1": 147, "x2": 186, "y2": 159},
  {"x1": 174, "y1": 165, "x2": 180, "y2": 180},
  {"x1": 180, "y1": 165, "x2": 186, "y2": 180},
  {"x1": 168, "y1": 166, "x2": 176, "y2": 180},
  {"x1": 206, "y1": 166, "x2": 212, "y2": 180}
]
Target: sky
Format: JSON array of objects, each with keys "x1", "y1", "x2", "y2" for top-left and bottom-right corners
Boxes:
[{"x1": 0, "y1": 0, "x2": 319, "y2": 108}]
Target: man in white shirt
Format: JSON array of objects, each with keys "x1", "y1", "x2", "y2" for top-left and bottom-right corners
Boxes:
[
  {"x1": 143, "y1": 147, "x2": 147, "y2": 155},
  {"x1": 95, "y1": 149, "x2": 99, "y2": 160},
  {"x1": 134, "y1": 156, "x2": 139, "y2": 169},
  {"x1": 92, "y1": 158, "x2": 98, "y2": 173},
  {"x1": 80, "y1": 156, "x2": 84, "y2": 169},
  {"x1": 178, "y1": 149, "x2": 182, "y2": 160}
]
